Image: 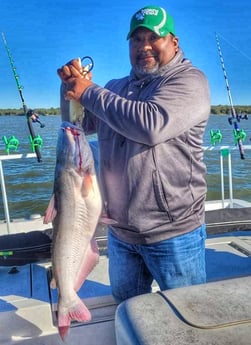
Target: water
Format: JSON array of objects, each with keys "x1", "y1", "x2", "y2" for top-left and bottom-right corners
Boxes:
[
  {"x1": 0, "y1": 115, "x2": 60, "y2": 220},
  {"x1": 204, "y1": 115, "x2": 251, "y2": 202},
  {"x1": 0, "y1": 114, "x2": 250, "y2": 220}
]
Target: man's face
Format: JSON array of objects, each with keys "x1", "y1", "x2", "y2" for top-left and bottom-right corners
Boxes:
[{"x1": 129, "y1": 27, "x2": 179, "y2": 78}]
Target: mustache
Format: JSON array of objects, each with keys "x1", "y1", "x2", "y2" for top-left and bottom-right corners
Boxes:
[{"x1": 137, "y1": 52, "x2": 157, "y2": 59}]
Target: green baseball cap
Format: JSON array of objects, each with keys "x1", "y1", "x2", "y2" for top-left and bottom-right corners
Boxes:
[{"x1": 127, "y1": 6, "x2": 175, "y2": 40}]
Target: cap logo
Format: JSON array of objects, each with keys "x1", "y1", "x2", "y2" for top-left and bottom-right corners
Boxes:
[
  {"x1": 127, "y1": 6, "x2": 174, "y2": 39},
  {"x1": 135, "y1": 8, "x2": 159, "y2": 21},
  {"x1": 154, "y1": 8, "x2": 166, "y2": 35}
]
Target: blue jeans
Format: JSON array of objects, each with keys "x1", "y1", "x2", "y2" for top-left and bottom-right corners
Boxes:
[{"x1": 108, "y1": 225, "x2": 206, "y2": 303}]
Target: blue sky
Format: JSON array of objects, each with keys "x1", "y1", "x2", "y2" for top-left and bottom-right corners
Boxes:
[{"x1": 1, "y1": 0, "x2": 251, "y2": 109}]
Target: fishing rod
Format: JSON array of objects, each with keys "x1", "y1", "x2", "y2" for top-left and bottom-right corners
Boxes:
[
  {"x1": 215, "y1": 32, "x2": 246, "y2": 160},
  {"x1": 1, "y1": 32, "x2": 43, "y2": 162}
]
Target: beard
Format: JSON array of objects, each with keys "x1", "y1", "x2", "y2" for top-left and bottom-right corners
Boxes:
[{"x1": 133, "y1": 61, "x2": 160, "y2": 79}]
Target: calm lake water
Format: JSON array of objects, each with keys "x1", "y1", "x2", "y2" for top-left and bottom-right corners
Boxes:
[{"x1": 0, "y1": 114, "x2": 250, "y2": 220}]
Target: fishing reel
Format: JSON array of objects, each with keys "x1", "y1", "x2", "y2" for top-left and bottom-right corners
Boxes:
[
  {"x1": 228, "y1": 113, "x2": 248, "y2": 125},
  {"x1": 26, "y1": 109, "x2": 45, "y2": 128}
]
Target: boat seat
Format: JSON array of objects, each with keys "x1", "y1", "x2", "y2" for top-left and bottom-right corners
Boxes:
[{"x1": 115, "y1": 276, "x2": 251, "y2": 345}]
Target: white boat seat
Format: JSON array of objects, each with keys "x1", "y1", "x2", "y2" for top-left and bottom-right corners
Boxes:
[{"x1": 115, "y1": 276, "x2": 251, "y2": 345}]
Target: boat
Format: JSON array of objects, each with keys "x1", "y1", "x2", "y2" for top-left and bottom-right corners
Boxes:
[{"x1": 0, "y1": 145, "x2": 251, "y2": 344}]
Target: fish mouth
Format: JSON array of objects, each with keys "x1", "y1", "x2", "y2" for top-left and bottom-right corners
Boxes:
[
  {"x1": 61, "y1": 123, "x2": 84, "y2": 138},
  {"x1": 60, "y1": 124, "x2": 84, "y2": 171},
  {"x1": 61, "y1": 121, "x2": 84, "y2": 133},
  {"x1": 63, "y1": 126, "x2": 81, "y2": 137}
]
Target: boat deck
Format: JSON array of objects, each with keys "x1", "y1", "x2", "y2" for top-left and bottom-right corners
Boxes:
[{"x1": 0, "y1": 230, "x2": 251, "y2": 344}]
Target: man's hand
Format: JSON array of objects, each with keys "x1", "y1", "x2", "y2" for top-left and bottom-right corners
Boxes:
[{"x1": 57, "y1": 58, "x2": 93, "y2": 101}]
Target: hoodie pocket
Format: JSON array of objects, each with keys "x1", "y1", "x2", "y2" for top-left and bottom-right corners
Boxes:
[{"x1": 152, "y1": 170, "x2": 174, "y2": 221}]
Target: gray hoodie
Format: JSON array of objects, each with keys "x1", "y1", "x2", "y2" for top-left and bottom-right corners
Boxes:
[{"x1": 61, "y1": 50, "x2": 211, "y2": 244}]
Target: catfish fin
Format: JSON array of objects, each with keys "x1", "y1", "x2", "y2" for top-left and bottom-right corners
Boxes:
[
  {"x1": 50, "y1": 277, "x2": 57, "y2": 289},
  {"x1": 74, "y1": 239, "x2": 99, "y2": 291},
  {"x1": 81, "y1": 172, "x2": 93, "y2": 197},
  {"x1": 99, "y1": 212, "x2": 118, "y2": 225},
  {"x1": 43, "y1": 194, "x2": 57, "y2": 224},
  {"x1": 58, "y1": 298, "x2": 91, "y2": 340}
]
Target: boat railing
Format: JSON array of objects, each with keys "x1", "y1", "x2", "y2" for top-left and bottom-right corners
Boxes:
[
  {"x1": 203, "y1": 144, "x2": 251, "y2": 209},
  {"x1": 0, "y1": 153, "x2": 36, "y2": 233}
]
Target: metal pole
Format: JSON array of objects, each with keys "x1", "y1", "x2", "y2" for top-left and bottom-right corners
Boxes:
[
  {"x1": 228, "y1": 153, "x2": 234, "y2": 208},
  {"x1": 0, "y1": 153, "x2": 36, "y2": 233},
  {"x1": 220, "y1": 152, "x2": 225, "y2": 208},
  {"x1": 0, "y1": 160, "x2": 11, "y2": 233}
]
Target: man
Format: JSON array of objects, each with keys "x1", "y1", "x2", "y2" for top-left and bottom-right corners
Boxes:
[{"x1": 58, "y1": 5, "x2": 211, "y2": 303}]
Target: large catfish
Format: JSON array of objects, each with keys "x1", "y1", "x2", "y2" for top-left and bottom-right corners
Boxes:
[{"x1": 44, "y1": 121, "x2": 102, "y2": 340}]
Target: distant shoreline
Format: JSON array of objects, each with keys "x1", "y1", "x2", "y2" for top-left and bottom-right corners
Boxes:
[
  {"x1": 0, "y1": 108, "x2": 60, "y2": 116},
  {"x1": 0, "y1": 105, "x2": 251, "y2": 116}
]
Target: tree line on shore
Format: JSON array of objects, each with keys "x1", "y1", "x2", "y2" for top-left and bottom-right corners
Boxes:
[
  {"x1": 0, "y1": 105, "x2": 251, "y2": 116},
  {"x1": 211, "y1": 105, "x2": 251, "y2": 115},
  {"x1": 0, "y1": 107, "x2": 60, "y2": 116}
]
